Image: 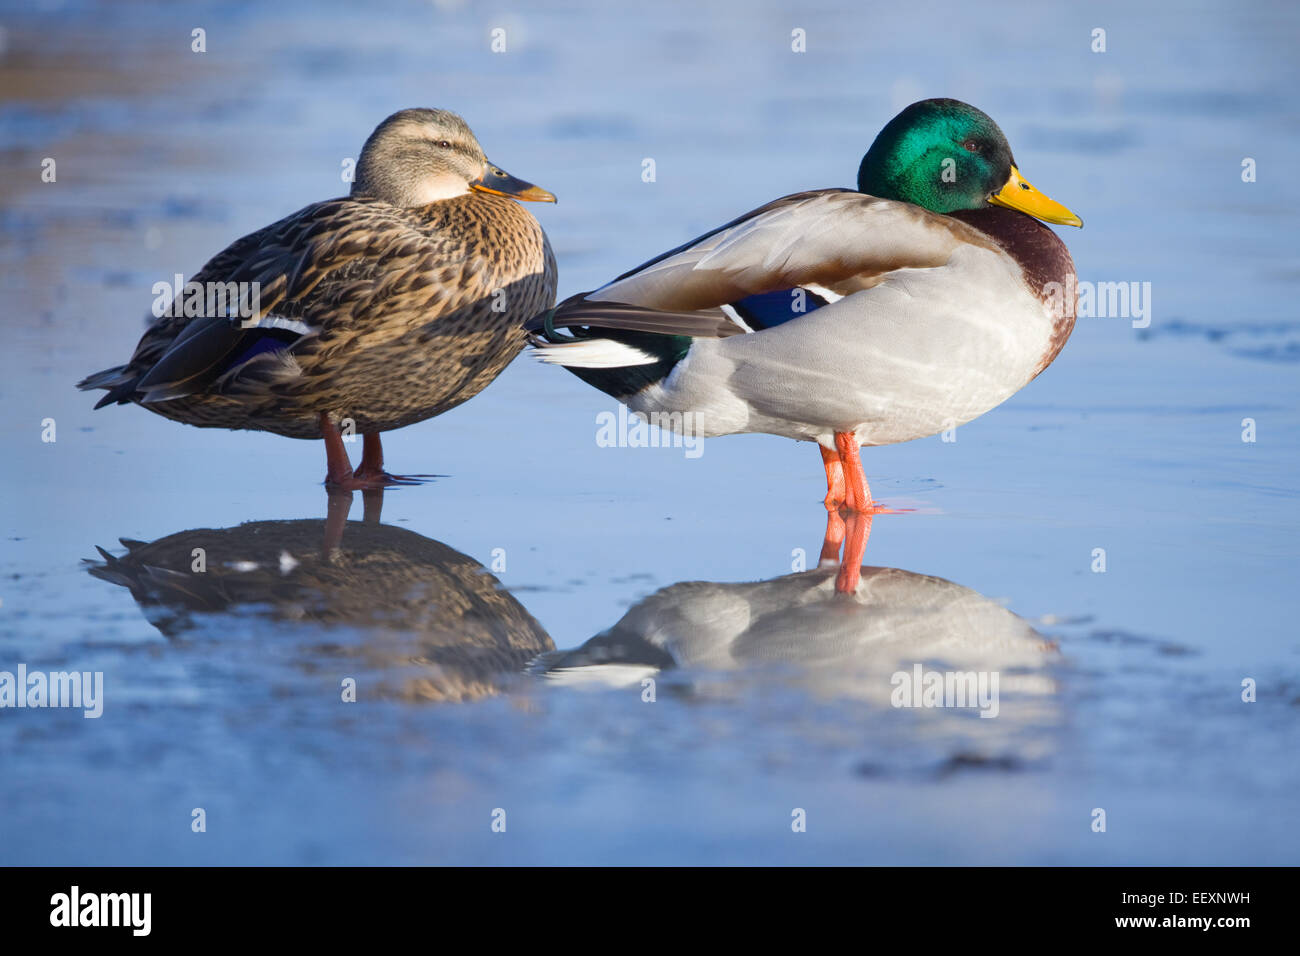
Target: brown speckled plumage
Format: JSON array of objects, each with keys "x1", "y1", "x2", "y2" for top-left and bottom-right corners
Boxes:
[{"x1": 79, "y1": 109, "x2": 557, "y2": 443}]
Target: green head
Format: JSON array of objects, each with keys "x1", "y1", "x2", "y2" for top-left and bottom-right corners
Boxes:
[{"x1": 857, "y1": 98, "x2": 1081, "y2": 226}]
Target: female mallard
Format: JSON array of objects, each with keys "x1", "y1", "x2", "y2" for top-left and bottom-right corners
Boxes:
[
  {"x1": 533, "y1": 98, "x2": 1081, "y2": 513},
  {"x1": 79, "y1": 108, "x2": 557, "y2": 489}
]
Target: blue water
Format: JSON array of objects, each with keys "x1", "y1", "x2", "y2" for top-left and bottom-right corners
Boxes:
[{"x1": 1, "y1": 0, "x2": 1297, "y2": 863}]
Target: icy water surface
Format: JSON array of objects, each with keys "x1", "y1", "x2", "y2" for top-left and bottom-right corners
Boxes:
[{"x1": 1, "y1": 0, "x2": 1299, "y2": 863}]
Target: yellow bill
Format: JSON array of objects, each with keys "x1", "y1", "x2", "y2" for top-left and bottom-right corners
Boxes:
[{"x1": 988, "y1": 166, "x2": 1082, "y2": 227}]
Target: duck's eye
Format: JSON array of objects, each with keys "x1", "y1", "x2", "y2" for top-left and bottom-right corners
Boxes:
[
  {"x1": 962, "y1": 139, "x2": 980, "y2": 153},
  {"x1": 437, "y1": 140, "x2": 452, "y2": 149}
]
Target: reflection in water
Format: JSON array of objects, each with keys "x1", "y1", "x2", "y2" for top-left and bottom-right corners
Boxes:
[
  {"x1": 536, "y1": 562, "x2": 1058, "y2": 715},
  {"x1": 85, "y1": 491, "x2": 553, "y2": 702},
  {"x1": 85, "y1": 491, "x2": 1059, "y2": 766},
  {"x1": 534, "y1": 557, "x2": 1062, "y2": 775}
]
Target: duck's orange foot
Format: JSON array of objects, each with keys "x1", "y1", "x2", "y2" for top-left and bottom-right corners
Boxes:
[
  {"x1": 822, "y1": 433, "x2": 916, "y2": 516},
  {"x1": 843, "y1": 502, "x2": 914, "y2": 516},
  {"x1": 824, "y1": 498, "x2": 913, "y2": 516}
]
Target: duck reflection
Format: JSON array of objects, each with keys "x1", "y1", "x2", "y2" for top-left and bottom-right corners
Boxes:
[
  {"x1": 87, "y1": 500, "x2": 1057, "y2": 728},
  {"x1": 537, "y1": 515, "x2": 1057, "y2": 713},
  {"x1": 85, "y1": 490, "x2": 553, "y2": 702}
]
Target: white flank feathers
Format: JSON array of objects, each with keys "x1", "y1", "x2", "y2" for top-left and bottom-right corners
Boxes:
[{"x1": 533, "y1": 337, "x2": 660, "y2": 368}]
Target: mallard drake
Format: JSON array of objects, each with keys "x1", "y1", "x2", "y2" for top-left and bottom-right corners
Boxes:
[
  {"x1": 532, "y1": 98, "x2": 1081, "y2": 513},
  {"x1": 79, "y1": 108, "x2": 558, "y2": 489}
]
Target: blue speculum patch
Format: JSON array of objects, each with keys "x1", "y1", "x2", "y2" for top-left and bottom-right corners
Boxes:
[{"x1": 730, "y1": 287, "x2": 827, "y2": 330}]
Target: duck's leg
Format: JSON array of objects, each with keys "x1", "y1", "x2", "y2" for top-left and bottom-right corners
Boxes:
[
  {"x1": 321, "y1": 413, "x2": 361, "y2": 489},
  {"x1": 834, "y1": 431, "x2": 874, "y2": 513},
  {"x1": 820, "y1": 444, "x2": 845, "y2": 510},
  {"x1": 353, "y1": 433, "x2": 388, "y2": 481},
  {"x1": 835, "y1": 511, "x2": 872, "y2": 594}
]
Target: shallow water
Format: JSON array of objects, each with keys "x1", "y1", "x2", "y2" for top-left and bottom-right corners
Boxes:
[{"x1": 1, "y1": 0, "x2": 1298, "y2": 863}]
